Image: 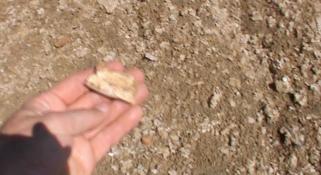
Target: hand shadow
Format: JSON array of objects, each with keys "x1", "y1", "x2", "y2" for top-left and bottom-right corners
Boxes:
[{"x1": 0, "y1": 123, "x2": 71, "y2": 175}]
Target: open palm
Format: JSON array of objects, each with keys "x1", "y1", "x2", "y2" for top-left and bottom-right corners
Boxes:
[{"x1": 0, "y1": 61, "x2": 149, "y2": 175}]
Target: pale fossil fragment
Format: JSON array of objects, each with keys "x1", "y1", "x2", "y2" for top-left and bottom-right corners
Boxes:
[{"x1": 86, "y1": 65, "x2": 137, "y2": 104}]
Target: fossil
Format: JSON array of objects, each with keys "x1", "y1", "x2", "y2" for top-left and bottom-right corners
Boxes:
[{"x1": 86, "y1": 65, "x2": 137, "y2": 104}]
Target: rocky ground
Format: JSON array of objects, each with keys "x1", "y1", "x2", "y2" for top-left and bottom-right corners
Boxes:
[{"x1": 0, "y1": 0, "x2": 321, "y2": 174}]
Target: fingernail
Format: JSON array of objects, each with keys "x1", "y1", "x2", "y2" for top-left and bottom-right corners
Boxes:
[{"x1": 96, "y1": 103, "x2": 110, "y2": 113}]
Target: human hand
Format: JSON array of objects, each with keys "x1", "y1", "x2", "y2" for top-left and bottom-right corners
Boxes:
[{"x1": 0, "y1": 61, "x2": 149, "y2": 175}]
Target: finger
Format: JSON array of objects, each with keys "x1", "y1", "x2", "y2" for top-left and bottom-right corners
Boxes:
[
  {"x1": 73, "y1": 66, "x2": 148, "y2": 137},
  {"x1": 90, "y1": 106, "x2": 143, "y2": 161},
  {"x1": 23, "y1": 69, "x2": 93, "y2": 112},
  {"x1": 84, "y1": 101, "x2": 130, "y2": 138},
  {"x1": 68, "y1": 93, "x2": 111, "y2": 110},
  {"x1": 84, "y1": 83, "x2": 148, "y2": 138},
  {"x1": 47, "y1": 60, "x2": 124, "y2": 106},
  {"x1": 43, "y1": 104, "x2": 110, "y2": 136},
  {"x1": 46, "y1": 69, "x2": 94, "y2": 105},
  {"x1": 133, "y1": 83, "x2": 149, "y2": 105},
  {"x1": 68, "y1": 61, "x2": 125, "y2": 110},
  {"x1": 23, "y1": 91, "x2": 68, "y2": 112}
]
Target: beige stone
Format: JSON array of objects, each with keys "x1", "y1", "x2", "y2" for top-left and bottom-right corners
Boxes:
[{"x1": 86, "y1": 66, "x2": 137, "y2": 104}]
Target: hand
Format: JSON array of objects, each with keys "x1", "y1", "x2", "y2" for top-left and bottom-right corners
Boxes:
[{"x1": 0, "y1": 61, "x2": 149, "y2": 175}]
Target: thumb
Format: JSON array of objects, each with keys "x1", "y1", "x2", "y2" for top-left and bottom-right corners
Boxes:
[{"x1": 43, "y1": 103, "x2": 110, "y2": 136}]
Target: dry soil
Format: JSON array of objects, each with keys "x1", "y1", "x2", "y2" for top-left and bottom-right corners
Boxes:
[{"x1": 0, "y1": 0, "x2": 321, "y2": 174}]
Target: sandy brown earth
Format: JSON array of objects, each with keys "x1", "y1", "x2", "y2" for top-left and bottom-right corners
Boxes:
[{"x1": 0, "y1": 0, "x2": 321, "y2": 174}]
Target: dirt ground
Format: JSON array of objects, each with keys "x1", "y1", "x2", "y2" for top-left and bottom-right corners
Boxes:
[{"x1": 0, "y1": 0, "x2": 321, "y2": 174}]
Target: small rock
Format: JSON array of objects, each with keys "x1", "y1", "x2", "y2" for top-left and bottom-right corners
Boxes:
[
  {"x1": 251, "y1": 11, "x2": 263, "y2": 21},
  {"x1": 179, "y1": 54, "x2": 186, "y2": 61},
  {"x1": 267, "y1": 16, "x2": 277, "y2": 28},
  {"x1": 111, "y1": 164, "x2": 119, "y2": 171},
  {"x1": 53, "y1": 35, "x2": 72, "y2": 48},
  {"x1": 228, "y1": 135, "x2": 237, "y2": 147},
  {"x1": 141, "y1": 135, "x2": 153, "y2": 146},
  {"x1": 263, "y1": 105, "x2": 280, "y2": 122},
  {"x1": 158, "y1": 128, "x2": 169, "y2": 140},
  {"x1": 274, "y1": 76, "x2": 292, "y2": 93},
  {"x1": 221, "y1": 123, "x2": 237, "y2": 135},
  {"x1": 316, "y1": 15, "x2": 321, "y2": 33},
  {"x1": 247, "y1": 160, "x2": 256, "y2": 175},
  {"x1": 309, "y1": 149, "x2": 320, "y2": 166},
  {"x1": 37, "y1": 8, "x2": 45, "y2": 16},
  {"x1": 209, "y1": 87, "x2": 223, "y2": 109},
  {"x1": 120, "y1": 160, "x2": 133, "y2": 174},
  {"x1": 313, "y1": 50, "x2": 321, "y2": 59},
  {"x1": 97, "y1": 0, "x2": 119, "y2": 14},
  {"x1": 135, "y1": 164, "x2": 147, "y2": 175},
  {"x1": 256, "y1": 112, "x2": 265, "y2": 123},
  {"x1": 199, "y1": 118, "x2": 216, "y2": 133},
  {"x1": 151, "y1": 168, "x2": 159, "y2": 174},
  {"x1": 247, "y1": 117, "x2": 256, "y2": 124},
  {"x1": 168, "y1": 141, "x2": 178, "y2": 153},
  {"x1": 103, "y1": 51, "x2": 117, "y2": 62},
  {"x1": 168, "y1": 170, "x2": 177, "y2": 175},
  {"x1": 317, "y1": 127, "x2": 321, "y2": 147},
  {"x1": 179, "y1": 146, "x2": 191, "y2": 158},
  {"x1": 160, "y1": 41, "x2": 170, "y2": 49},
  {"x1": 310, "y1": 84, "x2": 320, "y2": 94},
  {"x1": 144, "y1": 53, "x2": 158, "y2": 61},
  {"x1": 229, "y1": 99, "x2": 236, "y2": 108},
  {"x1": 279, "y1": 126, "x2": 305, "y2": 146},
  {"x1": 159, "y1": 147, "x2": 170, "y2": 159},
  {"x1": 288, "y1": 154, "x2": 298, "y2": 169},
  {"x1": 219, "y1": 147, "x2": 230, "y2": 155},
  {"x1": 300, "y1": 63, "x2": 310, "y2": 78},
  {"x1": 170, "y1": 133, "x2": 180, "y2": 142},
  {"x1": 75, "y1": 47, "x2": 90, "y2": 58},
  {"x1": 107, "y1": 147, "x2": 120, "y2": 157},
  {"x1": 293, "y1": 90, "x2": 308, "y2": 106},
  {"x1": 312, "y1": 66, "x2": 320, "y2": 75},
  {"x1": 302, "y1": 163, "x2": 317, "y2": 174}
]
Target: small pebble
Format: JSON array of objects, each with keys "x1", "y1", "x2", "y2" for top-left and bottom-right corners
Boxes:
[
  {"x1": 53, "y1": 35, "x2": 72, "y2": 48},
  {"x1": 289, "y1": 154, "x2": 298, "y2": 169},
  {"x1": 293, "y1": 90, "x2": 308, "y2": 106},
  {"x1": 168, "y1": 170, "x2": 177, "y2": 175},
  {"x1": 274, "y1": 76, "x2": 292, "y2": 93},
  {"x1": 263, "y1": 105, "x2": 280, "y2": 122},
  {"x1": 209, "y1": 87, "x2": 223, "y2": 109},
  {"x1": 144, "y1": 53, "x2": 158, "y2": 61},
  {"x1": 141, "y1": 135, "x2": 153, "y2": 146}
]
